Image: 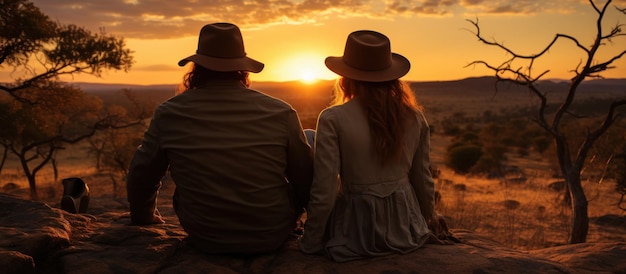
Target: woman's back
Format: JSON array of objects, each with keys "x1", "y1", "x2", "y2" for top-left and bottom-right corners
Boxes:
[
  {"x1": 302, "y1": 98, "x2": 435, "y2": 262},
  {"x1": 299, "y1": 29, "x2": 437, "y2": 262},
  {"x1": 321, "y1": 99, "x2": 421, "y2": 184}
]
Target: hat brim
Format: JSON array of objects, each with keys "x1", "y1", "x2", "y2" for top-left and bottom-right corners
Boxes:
[
  {"x1": 325, "y1": 53, "x2": 410, "y2": 82},
  {"x1": 178, "y1": 54, "x2": 264, "y2": 73}
]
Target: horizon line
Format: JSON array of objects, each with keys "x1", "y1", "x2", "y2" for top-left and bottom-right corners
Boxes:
[{"x1": 69, "y1": 76, "x2": 626, "y2": 88}]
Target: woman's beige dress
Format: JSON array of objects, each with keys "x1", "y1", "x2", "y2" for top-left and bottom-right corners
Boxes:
[{"x1": 299, "y1": 98, "x2": 436, "y2": 262}]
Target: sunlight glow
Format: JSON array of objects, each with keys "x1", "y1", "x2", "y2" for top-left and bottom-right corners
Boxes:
[
  {"x1": 299, "y1": 69, "x2": 317, "y2": 84},
  {"x1": 271, "y1": 53, "x2": 337, "y2": 83}
]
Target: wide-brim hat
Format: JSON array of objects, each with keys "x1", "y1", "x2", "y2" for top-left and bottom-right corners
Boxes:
[
  {"x1": 325, "y1": 30, "x2": 410, "y2": 82},
  {"x1": 178, "y1": 23, "x2": 264, "y2": 73}
]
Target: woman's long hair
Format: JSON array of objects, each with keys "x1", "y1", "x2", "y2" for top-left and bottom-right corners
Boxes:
[
  {"x1": 178, "y1": 64, "x2": 250, "y2": 93},
  {"x1": 333, "y1": 77, "x2": 421, "y2": 164}
]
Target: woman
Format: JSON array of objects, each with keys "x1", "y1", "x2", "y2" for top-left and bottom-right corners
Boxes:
[{"x1": 299, "y1": 30, "x2": 443, "y2": 262}]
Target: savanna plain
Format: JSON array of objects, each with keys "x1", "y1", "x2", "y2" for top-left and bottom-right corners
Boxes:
[{"x1": 1, "y1": 77, "x2": 625, "y2": 251}]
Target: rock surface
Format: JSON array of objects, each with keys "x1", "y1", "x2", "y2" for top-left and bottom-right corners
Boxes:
[{"x1": 1, "y1": 193, "x2": 625, "y2": 274}]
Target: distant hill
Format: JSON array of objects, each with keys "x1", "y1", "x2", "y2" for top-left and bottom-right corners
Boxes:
[
  {"x1": 76, "y1": 76, "x2": 626, "y2": 98},
  {"x1": 73, "y1": 82, "x2": 179, "y2": 92},
  {"x1": 409, "y1": 76, "x2": 626, "y2": 95},
  {"x1": 75, "y1": 77, "x2": 625, "y2": 126}
]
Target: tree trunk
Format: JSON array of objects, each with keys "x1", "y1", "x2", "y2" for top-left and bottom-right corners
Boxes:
[
  {"x1": 109, "y1": 172, "x2": 118, "y2": 198},
  {"x1": 52, "y1": 157, "x2": 59, "y2": 182},
  {"x1": 0, "y1": 144, "x2": 8, "y2": 175},
  {"x1": 28, "y1": 175, "x2": 38, "y2": 201},
  {"x1": 18, "y1": 154, "x2": 39, "y2": 201},
  {"x1": 554, "y1": 135, "x2": 589, "y2": 244},
  {"x1": 565, "y1": 173, "x2": 588, "y2": 243}
]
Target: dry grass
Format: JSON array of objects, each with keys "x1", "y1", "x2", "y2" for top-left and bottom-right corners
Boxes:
[
  {"x1": 435, "y1": 169, "x2": 570, "y2": 250},
  {"x1": 432, "y1": 135, "x2": 626, "y2": 250},
  {"x1": 1, "y1": 141, "x2": 127, "y2": 202}
]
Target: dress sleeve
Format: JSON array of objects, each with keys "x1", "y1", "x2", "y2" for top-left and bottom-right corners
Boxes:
[
  {"x1": 408, "y1": 111, "x2": 436, "y2": 220},
  {"x1": 126, "y1": 108, "x2": 169, "y2": 224},
  {"x1": 285, "y1": 109, "x2": 314, "y2": 210},
  {"x1": 299, "y1": 108, "x2": 341, "y2": 254}
]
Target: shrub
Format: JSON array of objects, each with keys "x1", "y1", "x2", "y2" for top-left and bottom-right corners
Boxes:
[{"x1": 445, "y1": 144, "x2": 483, "y2": 174}]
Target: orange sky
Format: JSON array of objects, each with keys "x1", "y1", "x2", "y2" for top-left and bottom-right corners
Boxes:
[{"x1": 3, "y1": 0, "x2": 626, "y2": 85}]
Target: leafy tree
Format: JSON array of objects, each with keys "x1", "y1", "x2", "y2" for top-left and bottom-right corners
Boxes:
[
  {"x1": 86, "y1": 101, "x2": 146, "y2": 197},
  {"x1": 467, "y1": 0, "x2": 626, "y2": 243},
  {"x1": 1, "y1": 0, "x2": 133, "y2": 102},
  {"x1": 0, "y1": 0, "x2": 141, "y2": 200},
  {"x1": 0, "y1": 83, "x2": 144, "y2": 200},
  {"x1": 0, "y1": 0, "x2": 56, "y2": 67},
  {"x1": 86, "y1": 89, "x2": 150, "y2": 173},
  {"x1": 0, "y1": 101, "x2": 13, "y2": 175},
  {"x1": 103, "y1": 126, "x2": 144, "y2": 197}
]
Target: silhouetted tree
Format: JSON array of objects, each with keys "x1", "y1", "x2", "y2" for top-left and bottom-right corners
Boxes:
[
  {"x1": 0, "y1": 0, "x2": 142, "y2": 200},
  {"x1": 0, "y1": 83, "x2": 145, "y2": 200},
  {"x1": 1, "y1": 0, "x2": 133, "y2": 103},
  {"x1": 86, "y1": 100, "x2": 146, "y2": 197},
  {"x1": 467, "y1": 0, "x2": 626, "y2": 243}
]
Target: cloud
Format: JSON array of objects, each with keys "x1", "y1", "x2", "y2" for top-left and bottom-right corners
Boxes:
[
  {"x1": 33, "y1": 0, "x2": 358, "y2": 38},
  {"x1": 134, "y1": 64, "x2": 180, "y2": 72},
  {"x1": 388, "y1": 0, "x2": 584, "y2": 16},
  {"x1": 30, "y1": 0, "x2": 591, "y2": 39}
]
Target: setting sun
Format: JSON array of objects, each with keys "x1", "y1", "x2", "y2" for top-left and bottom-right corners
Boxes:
[
  {"x1": 299, "y1": 69, "x2": 317, "y2": 84},
  {"x1": 268, "y1": 52, "x2": 337, "y2": 83}
]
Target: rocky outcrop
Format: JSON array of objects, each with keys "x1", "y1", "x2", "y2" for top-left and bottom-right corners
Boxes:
[{"x1": 1, "y1": 193, "x2": 625, "y2": 274}]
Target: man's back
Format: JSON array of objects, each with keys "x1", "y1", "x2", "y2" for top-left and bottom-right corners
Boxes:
[{"x1": 129, "y1": 80, "x2": 313, "y2": 254}]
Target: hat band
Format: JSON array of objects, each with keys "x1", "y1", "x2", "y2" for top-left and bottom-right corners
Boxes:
[
  {"x1": 196, "y1": 50, "x2": 246, "y2": 59},
  {"x1": 344, "y1": 57, "x2": 392, "y2": 71}
]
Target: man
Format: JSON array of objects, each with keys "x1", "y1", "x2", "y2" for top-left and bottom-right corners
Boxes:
[{"x1": 126, "y1": 22, "x2": 313, "y2": 254}]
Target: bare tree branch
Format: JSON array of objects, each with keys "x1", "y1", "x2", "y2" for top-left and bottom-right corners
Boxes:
[
  {"x1": 466, "y1": 19, "x2": 589, "y2": 61},
  {"x1": 61, "y1": 118, "x2": 145, "y2": 144},
  {"x1": 575, "y1": 100, "x2": 626, "y2": 170},
  {"x1": 590, "y1": 0, "x2": 602, "y2": 13},
  {"x1": 466, "y1": 0, "x2": 625, "y2": 243},
  {"x1": 30, "y1": 144, "x2": 55, "y2": 178}
]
